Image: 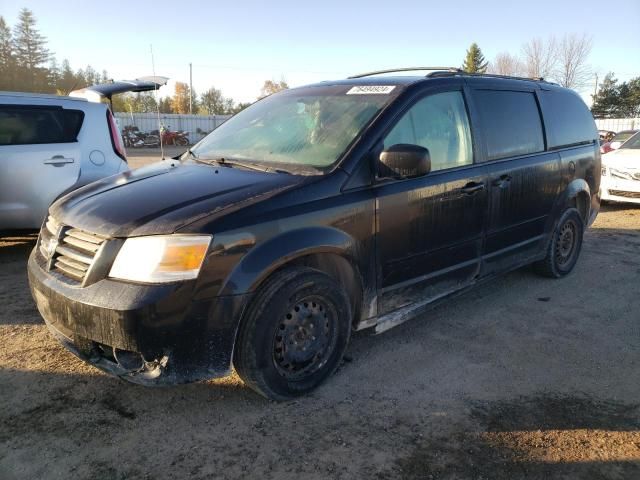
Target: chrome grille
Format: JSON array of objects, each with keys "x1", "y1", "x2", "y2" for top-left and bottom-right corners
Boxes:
[
  {"x1": 38, "y1": 215, "x2": 60, "y2": 259},
  {"x1": 54, "y1": 228, "x2": 107, "y2": 282},
  {"x1": 39, "y1": 216, "x2": 107, "y2": 285}
]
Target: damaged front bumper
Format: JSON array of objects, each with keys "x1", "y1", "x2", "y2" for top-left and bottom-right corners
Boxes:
[{"x1": 28, "y1": 248, "x2": 250, "y2": 385}]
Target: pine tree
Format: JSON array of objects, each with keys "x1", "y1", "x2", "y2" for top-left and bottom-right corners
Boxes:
[
  {"x1": 83, "y1": 65, "x2": 98, "y2": 86},
  {"x1": 462, "y1": 43, "x2": 488, "y2": 74},
  {"x1": 47, "y1": 57, "x2": 60, "y2": 92},
  {"x1": 0, "y1": 16, "x2": 15, "y2": 90},
  {"x1": 591, "y1": 73, "x2": 619, "y2": 118},
  {"x1": 56, "y1": 59, "x2": 77, "y2": 94},
  {"x1": 158, "y1": 97, "x2": 174, "y2": 114},
  {"x1": 12, "y1": 8, "x2": 50, "y2": 91}
]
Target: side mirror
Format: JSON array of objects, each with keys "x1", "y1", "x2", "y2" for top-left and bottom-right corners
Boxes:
[{"x1": 379, "y1": 144, "x2": 431, "y2": 178}]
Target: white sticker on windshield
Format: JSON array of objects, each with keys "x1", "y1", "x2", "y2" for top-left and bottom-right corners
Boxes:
[{"x1": 346, "y1": 85, "x2": 396, "y2": 95}]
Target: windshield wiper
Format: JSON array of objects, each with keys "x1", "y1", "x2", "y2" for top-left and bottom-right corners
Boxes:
[
  {"x1": 194, "y1": 155, "x2": 299, "y2": 175},
  {"x1": 197, "y1": 156, "x2": 274, "y2": 173},
  {"x1": 182, "y1": 148, "x2": 199, "y2": 160}
]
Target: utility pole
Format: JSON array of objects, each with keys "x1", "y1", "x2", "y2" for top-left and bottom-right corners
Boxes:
[
  {"x1": 593, "y1": 73, "x2": 599, "y2": 98},
  {"x1": 189, "y1": 62, "x2": 193, "y2": 114}
]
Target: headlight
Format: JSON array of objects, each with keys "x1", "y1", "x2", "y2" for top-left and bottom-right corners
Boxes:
[
  {"x1": 610, "y1": 168, "x2": 632, "y2": 180},
  {"x1": 109, "y1": 235, "x2": 211, "y2": 283}
]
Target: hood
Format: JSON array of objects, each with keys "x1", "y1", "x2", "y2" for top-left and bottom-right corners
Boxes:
[
  {"x1": 602, "y1": 148, "x2": 640, "y2": 170},
  {"x1": 50, "y1": 161, "x2": 304, "y2": 237}
]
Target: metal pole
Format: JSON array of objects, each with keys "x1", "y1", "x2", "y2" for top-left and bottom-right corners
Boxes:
[
  {"x1": 151, "y1": 44, "x2": 164, "y2": 160},
  {"x1": 189, "y1": 62, "x2": 193, "y2": 114}
]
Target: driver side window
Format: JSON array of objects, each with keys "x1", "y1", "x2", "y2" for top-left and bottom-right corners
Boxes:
[{"x1": 383, "y1": 91, "x2": 473, "y2": 173}]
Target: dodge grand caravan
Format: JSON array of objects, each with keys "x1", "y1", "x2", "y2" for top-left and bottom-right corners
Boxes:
[{"x1": 28, "y1": 68, "x2": 601, "y2": 400}]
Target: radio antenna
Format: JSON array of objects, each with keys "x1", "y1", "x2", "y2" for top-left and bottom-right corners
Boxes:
[{"x1": 150, "y1": 44, "x2": 165, "y2": 160}]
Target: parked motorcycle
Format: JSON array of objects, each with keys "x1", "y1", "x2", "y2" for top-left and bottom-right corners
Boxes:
[
  {"x1": 122, "y1": 128, "x2": 144, "y2": 148},
  {"x1": 160, "y1": 126, "x2": 190, "y2": 146},
  {"x1": 122, "y1": 126, "x2": 160, "y2": 148}
]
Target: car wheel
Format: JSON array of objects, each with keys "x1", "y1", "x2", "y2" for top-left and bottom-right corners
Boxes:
[
  {"x1": 234, "y1": 266, "x2": 352, "y2": 400},
  {"x1": 533, "y1": 207, "x2": 584, "y2": 278}
]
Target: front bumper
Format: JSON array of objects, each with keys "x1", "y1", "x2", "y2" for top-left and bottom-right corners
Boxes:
[
  {"x1": 28, "y1": 248, "x2": 250, "y2": 385},
  {"x1": 600, "y1": 175, "x2": 640, "y2": 204}
]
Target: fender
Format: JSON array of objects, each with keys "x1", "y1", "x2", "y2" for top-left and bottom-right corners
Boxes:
[
  {"x1": 217, "y1": 226, "x2": 362, "y2": 297},
  {"x1": 545, "y1": 178, "x2": 591, "y2": 237}
]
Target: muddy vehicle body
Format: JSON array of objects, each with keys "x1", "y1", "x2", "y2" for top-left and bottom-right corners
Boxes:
[{"x1": 28, "y1": 69, "x2": 601, "y2": 399}]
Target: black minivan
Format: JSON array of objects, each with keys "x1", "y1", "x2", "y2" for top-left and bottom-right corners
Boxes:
[{"x1": 28, "y1": 68, "x2": 601, "y2": 400}]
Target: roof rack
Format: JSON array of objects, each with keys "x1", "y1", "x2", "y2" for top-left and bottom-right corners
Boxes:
[
  {"x1": 348, "y1": 67, "x2": 547, "y2": 83},
  {"x1": 427, "y1": 70, "x2": 546, "y2": 82},
  {"x1": 348, "y1": 67, "x2": 461, "y2": 79}
]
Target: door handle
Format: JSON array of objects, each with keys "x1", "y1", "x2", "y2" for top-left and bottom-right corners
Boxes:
[
  {"x1": 492, "y1": 174, "x2": 512, "y2": 188},
  {"x1": 460, "y1": 182, "x2": 486, "y2": 195},
  {"x1": 44, "y1": 155, "x2": 74, "y2": 165}
]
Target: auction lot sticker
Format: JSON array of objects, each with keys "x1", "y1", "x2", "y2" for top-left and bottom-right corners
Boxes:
[{"x1": 346, "y1": 86, "x2": 396, "y2": 95}]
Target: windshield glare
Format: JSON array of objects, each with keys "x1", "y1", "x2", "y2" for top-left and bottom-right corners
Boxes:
[
  {"x1": 190, "y1": 85, "x2": 397, "y2": 170},
  {"x1": 614, "y1": 132, "x2": 636, "y2": 142},
  {"x1": 620, "y1": 132, "x2": 640, "y2": 150}
]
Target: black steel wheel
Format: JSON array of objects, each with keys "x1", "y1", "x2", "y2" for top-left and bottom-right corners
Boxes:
[
  {"x1": 234, "y1": 266, "x2": 351, "y2": 400},
  {"x1": 273, "y1": 297, "x2": 338, "y2": 380},
  {"x1": 534, "y1": 207, "x2": 584, "y2": 278}
]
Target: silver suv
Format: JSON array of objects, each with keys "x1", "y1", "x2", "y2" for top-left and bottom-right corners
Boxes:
[
  {"x1": 0, "y1": 77, "x2": 167, "y2": 230},
  {"x1": 0, "y1": 92, "x2": 128, "y2": 230}
]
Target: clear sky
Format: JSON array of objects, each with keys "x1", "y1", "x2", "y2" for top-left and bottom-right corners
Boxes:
[{"x1": 3, "y1": 0, "x2": 639, "y2": 103}]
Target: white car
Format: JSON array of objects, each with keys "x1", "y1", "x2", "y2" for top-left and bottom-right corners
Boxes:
[
  {"x1": 601, "y1": 131, "x2": 640, "y2": 204},
  {"x1": 0, "y1": 77, "x2": 167, "y2": 230}
]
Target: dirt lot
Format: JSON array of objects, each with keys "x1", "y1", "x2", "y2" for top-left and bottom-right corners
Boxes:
[{"x1": 1, "y1": 185, "x2": 639, "y2": 478}]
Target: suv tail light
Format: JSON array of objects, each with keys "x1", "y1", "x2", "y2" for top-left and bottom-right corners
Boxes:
[{"x1": 107, "y1": 110, "x2": 127, "y2": 162}]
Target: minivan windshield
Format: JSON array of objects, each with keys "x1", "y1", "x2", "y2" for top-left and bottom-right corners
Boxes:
[{"x1": 189, "y1": 85, "x2": 398, "y2": 172}]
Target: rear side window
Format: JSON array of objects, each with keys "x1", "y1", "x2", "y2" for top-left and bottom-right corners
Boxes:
[
  {"x1": 0, "y1": 105, "x2": 84, "y2": 146},
  {"x1": 540, "y1": 90, "x2": 597, "y2": 149},
  {"x1": 474, "y1": 90, "x2": 544, "y2": 161}
]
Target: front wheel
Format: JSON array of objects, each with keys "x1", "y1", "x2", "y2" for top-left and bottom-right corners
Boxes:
[
  {"x1": 533, "y1": 208, "x2": 584, "y2": 278},
  {"x1": 234, "y1": 266, "x2": 352, "y2": 400}
]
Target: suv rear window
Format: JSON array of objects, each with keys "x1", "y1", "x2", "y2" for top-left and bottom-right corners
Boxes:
[
  {"x1": 474, "y1": 90, "x2": 544, "y2": 161},
  {"x1": 539, "y1": 90, "x2": 597, "y2": 149},
  {"x1": 0, "y1": 105, "x2": 84, "y2": 146}
]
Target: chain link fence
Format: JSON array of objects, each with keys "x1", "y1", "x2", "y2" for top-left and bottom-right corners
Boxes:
[{"x1": 114, "y1": 112, "x2": 231, "y2": 145}]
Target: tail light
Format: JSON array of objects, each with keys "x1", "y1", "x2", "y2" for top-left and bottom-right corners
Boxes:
[{"x1": 106, "y1": 110, "x2": 127, "y2": 162}]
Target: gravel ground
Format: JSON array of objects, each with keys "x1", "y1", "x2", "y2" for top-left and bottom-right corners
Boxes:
[{"x1": 1, "y1": 195, "x2": 639, "y2": 479}]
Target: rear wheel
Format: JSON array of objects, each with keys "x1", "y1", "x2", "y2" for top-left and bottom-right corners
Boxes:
[
  {"x1": 533, "y1": 208, "x2": 584, "y2": 278},
  {"x1": 234, "y1": 267, "x2": 351, "y2": 400}
]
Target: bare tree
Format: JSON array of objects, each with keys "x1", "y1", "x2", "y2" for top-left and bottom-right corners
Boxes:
[
  {"x1": 555, "y1": 33, "x2": 593, "y2": 90},
  {"x1": 521, "y1": 37, "x2": 558, "y2": 79},
  {"x1": 488, "y1": 52, "x2": 524, "y2": 76}
]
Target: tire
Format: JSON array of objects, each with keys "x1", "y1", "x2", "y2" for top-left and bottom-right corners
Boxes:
[
  {"x1": 533, "y1": 207, "x2": 584, "y2": 278},
  {"x1": 176, "y1": 137, "x2": 188, "y2": 146},
  {"x1": 234, "y1": 266, "x2": 352, "y2": 400}
]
